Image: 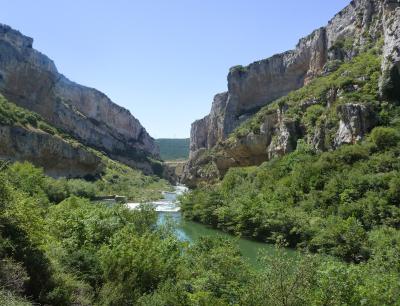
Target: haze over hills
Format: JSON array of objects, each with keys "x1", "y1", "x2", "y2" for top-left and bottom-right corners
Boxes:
[{"x1": 156, "y1": 138, "x2": 190, "y2": 161}]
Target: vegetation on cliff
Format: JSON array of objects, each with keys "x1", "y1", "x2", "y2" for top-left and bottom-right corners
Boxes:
[
  {"x1": 230, "y1": 48, "x2": 382, "y2": 144},
  {"x1": 180, "y1": 41, "x2": 400, "y2": 304},
  {"x1": 0, "y1": 94, "x2": 59, "y2": 136},
  {"x1": 183, "y1": 47, "x2": 388, "y2": 186},
  {"x1": 182, "y1": 126, "x2": 400, "y2": 259},
  {"x1": 0, "y1": 94, "x2": 170, "y2": 201}
]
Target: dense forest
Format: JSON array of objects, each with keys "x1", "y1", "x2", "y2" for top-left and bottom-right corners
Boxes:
[
  {"x1": 1, "y1": 161, "x2": 400, "y2": 305},
  {"x1": 156, "y1": 138, "x2": 190, "y2": 161}
]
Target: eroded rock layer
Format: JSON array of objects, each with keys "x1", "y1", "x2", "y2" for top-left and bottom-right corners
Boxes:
[
  {"x1": 184, "y1": 0, "x2": 400, "y2": 187},
  {"x1": 0, "y1": 125, "x2": 103, "y2": 178},
  {"x1": 0, "y1": 24, "x2": 158, "y2": 173}
]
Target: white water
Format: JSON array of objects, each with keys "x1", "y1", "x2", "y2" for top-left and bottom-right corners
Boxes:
[{"x1": 126, "y1": 185, "x2": 188, "y2": 212}]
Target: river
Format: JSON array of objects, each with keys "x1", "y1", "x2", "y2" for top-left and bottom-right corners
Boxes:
[{"x1": 128, "y1": 185, "x2": 295, "y2": 268}]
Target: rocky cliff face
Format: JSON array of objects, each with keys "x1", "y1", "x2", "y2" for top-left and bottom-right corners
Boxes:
[
  {"x1": 0, "y1": 125, "x2": 103, "y2": 177},
  {"x1": 0, "y1": 24, "x2": 158, "y2": 173},
  {"x1": 184, "y1": 0, "x2": 400, "y2": 187},
  {"x1": 334, "y1": 103, "x2": 376, "y2": 146}
]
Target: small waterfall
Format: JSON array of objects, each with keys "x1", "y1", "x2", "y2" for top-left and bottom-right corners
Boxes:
[{"x1": 126, "y1": 185, "x2": 188, "y2": 212}]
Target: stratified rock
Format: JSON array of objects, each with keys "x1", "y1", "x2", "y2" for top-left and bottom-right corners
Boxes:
[
  {"x1": 190, "y1": 117, "x2": 209, "y2": 156},
  {"x1": 0, "y1": 24, "x2": 158, "y2": 173},
  {"x1": 334, "y1": 103, "x2": 375, "y2": 146},
  {"x1": 182, "y1": 108, "x2": 302, "y2": 186},
  {"x1": 190, "y1": 92, "x2": 229, "y2": 156},
  {"x1": 0, "y1": 125, "x2": 103, "y2": 177},
  {"x1": 184, "y1": 0, "x2": 400, "y2": 187},
  {"x1": 381, "y1": 0, "x2": 400, "y2": 100},
  {"x1": 189, "y1": 0, "x2": 385, "y2": 155}
]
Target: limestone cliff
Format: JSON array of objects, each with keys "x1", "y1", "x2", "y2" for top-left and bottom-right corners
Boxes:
[
  {"x1": 0, "y1": 24, "x2": 158, "y2": 173},
  {"x1": 0, "y1": 124, "x2": 103, "y2": 178},
  {"x1": 184, "y1": 0, "x2": 400, "y2": 187}
]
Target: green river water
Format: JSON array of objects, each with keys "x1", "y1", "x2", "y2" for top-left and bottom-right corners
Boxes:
[
  {"x1": 155, "y1": 187, "x2": 296, "y2": 268},
  {"x1": 158, "y1": 212, "x2": 296, "y2": 268}
]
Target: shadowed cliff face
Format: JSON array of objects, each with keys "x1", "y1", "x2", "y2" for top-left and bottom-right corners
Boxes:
[
  {"x1": 0, "y1": 24, "x2": 159, "y2": 173},
  {"x1": 184, "y1": 0, "x2": 400, "y2": 187}
]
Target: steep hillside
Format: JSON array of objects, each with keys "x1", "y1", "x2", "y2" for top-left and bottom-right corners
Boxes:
[
  {"x1": 183, "y1": 0, "x2": 400, "y2": 186},
  {"x1": 0, "y1": 94, "x2": 104, "y2": 178},
  {"x1": 0, "y1": 93, "x2": 169, "y2": 200},
  {"x1": 180, "y1": 0, "x2": 400, "y2": 273},
  {"x1": 156, "y1": 138, "x2": 189, "y2": 161},
  {"x1": 0, "y1": 24, "x2": 159, "y2": 174}
]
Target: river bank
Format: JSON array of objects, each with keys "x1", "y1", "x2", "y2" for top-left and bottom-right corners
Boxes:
[{"x1": 127, "y1": 185, "x2": 295, "y2": 268}]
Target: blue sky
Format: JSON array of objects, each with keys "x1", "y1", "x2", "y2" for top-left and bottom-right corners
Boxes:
[{"x1": 0, "y1": 0, "x2": 350, "y2": 138}]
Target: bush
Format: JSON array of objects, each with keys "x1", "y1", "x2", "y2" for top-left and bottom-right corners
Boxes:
[
  {"x1": 99, "y1": 228, "x2": 181, "y2": 305},
  {"x1": 66, "y1": 179, "x2": 98, "y2": 199},
  {"x1": 45, "y1": 178, "x2": 69, "y2": 203},
  {"x1": 0, "y1": 258, "x2": 29, "y2": 294},
  {"x1": 370, "y1": 127, "x2": 400, "y2": 150},
  {"x1": 0, "y1": 289, "x2": 32, "y2": 306}
]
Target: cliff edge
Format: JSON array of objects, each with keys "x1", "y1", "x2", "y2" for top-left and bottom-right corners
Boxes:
[{"x1": 0, "y1": 24, "x2": 159, "y2": 174}]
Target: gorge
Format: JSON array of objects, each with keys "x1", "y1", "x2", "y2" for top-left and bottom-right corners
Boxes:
[
  {"x1": 182, "y1": 0, "x2": 400, "y2": 187},
  {"x1": 1, "y1": 0, "x2": 400, "y2": 305}
]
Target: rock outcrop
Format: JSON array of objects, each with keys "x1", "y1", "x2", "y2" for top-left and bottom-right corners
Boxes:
[
  {"x1": 184, "y1": 0, "x2": 400, "y2": 187},
  {"x1": 334, "y1": 103, "x2": 376, "y2": 146},
  {"x1": 0, "y1": 125, "x2": 103, "y2": 178},
  {"x1": 381, "y1": 0, "x2": 400, "y2": 100},
  {"x1": 0, "y1": 24, "x2": 159, "y2": 173}
]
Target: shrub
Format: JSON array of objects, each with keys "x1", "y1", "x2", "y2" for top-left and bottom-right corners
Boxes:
[
  {"x1": 0, "y1": 258, "x2": 29, "y2": 294},
  {"x1": 370, "y1": 127, "x2": 400, "y2": 150},
  {"x1": 66, "y1": 179, "x2": 98, "y2": 199}
]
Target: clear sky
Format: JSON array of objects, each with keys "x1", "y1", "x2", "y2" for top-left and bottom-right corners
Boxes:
[{"x1": 0, "y1": 0, "x2": 350, "y2": 138}]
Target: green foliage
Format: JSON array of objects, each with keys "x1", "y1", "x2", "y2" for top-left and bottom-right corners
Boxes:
[
  {"x1": 95, "y1": 158, "x2": 171, "y2": 201},
  {"x1": 43, "y1": 161, "x2": 170, "y2": 203},
  {"x1": 181, "y1": 236, "x2": 251, "y2": 304},
  {"x1": 1, "y1": 160, "x2": 400, "y2": 305},
  {"x1": 99, "y1": 229, "x2": 182, "y2": 305},
  {"x1": 0, "y1": 94, "x2": 57, "y2": 135},
  {"x1": 182, "y1": 128, "x2": 400, "y2": 263},
  {"x1": 230, "y1": 65, "x2": 248, "y2": 74},
  {"x1": 370, "y1": 126, "x2": 400, "y2": 150},
  {"x1": 0, "y1": 258, "x2": 29, "y2": 295},
  {"x1": 242, "y1": 244, "x2": 317, "y2": 306},
  {"x1": 156, "y1": 138, "x2": 190, "y2": 161},
  {"x1": 0, "y1": 289, "x2": 32, "y2": 306}
]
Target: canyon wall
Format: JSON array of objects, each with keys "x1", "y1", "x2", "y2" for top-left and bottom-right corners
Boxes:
[
  {"x1": 0, "y1": 24, "x2": 159, "y2": 173},
  {"x1": 0, "y1": 125, "x2": 103, "y2": 178},
  {"x1": 184, "y1": 0, "x2": 400, "y2": 187}
]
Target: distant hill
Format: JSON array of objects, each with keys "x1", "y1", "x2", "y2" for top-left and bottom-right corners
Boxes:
[{"x1": 156, "y1": 138, "x2": 189, "y2": 161}]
